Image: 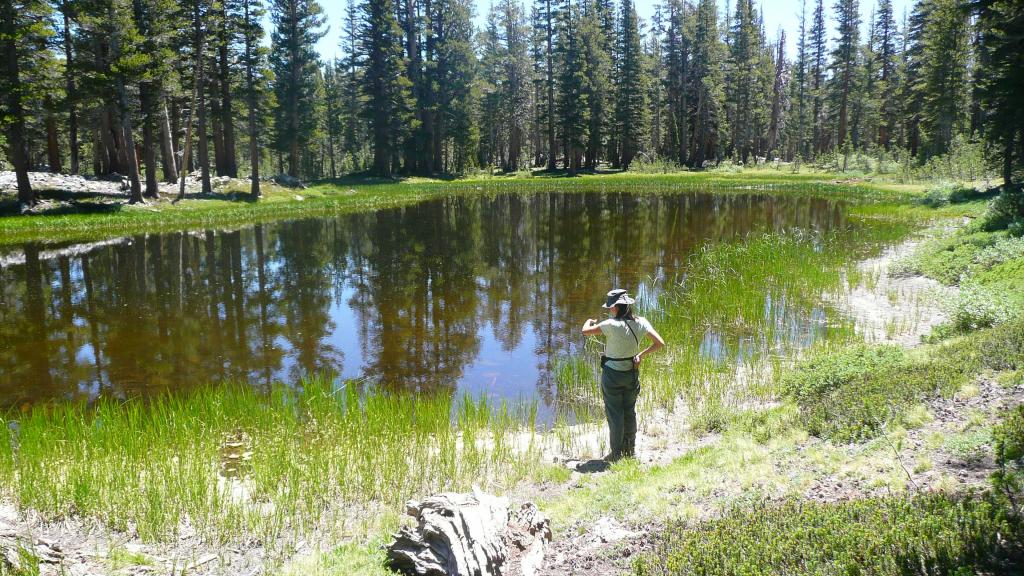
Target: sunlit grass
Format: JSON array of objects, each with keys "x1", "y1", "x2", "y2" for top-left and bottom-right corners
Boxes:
[{"x1": 0, "y1": 376, "x2": 546, "y2": 546}]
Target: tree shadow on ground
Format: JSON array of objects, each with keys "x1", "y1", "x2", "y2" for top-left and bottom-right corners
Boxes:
[{"x1": 0, "y1": 195, "x2": 125, "y2": 217}]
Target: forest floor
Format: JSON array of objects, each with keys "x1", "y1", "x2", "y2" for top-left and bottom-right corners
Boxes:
[{"x1": 2, "y1": 173, "x2": 1021, "y2": 575}]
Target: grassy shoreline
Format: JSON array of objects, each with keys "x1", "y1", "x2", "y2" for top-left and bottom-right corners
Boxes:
[{"x1": 0, "y1": 169, "x2": 925, "y2": 246}]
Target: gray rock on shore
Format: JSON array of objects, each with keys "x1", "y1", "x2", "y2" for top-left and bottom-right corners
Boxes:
[{"x1": 387, "y1": 489, "x2": 551, "y2": 576}]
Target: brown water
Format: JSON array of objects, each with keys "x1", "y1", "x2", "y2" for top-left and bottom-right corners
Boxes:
[{"x1": 0, "y1": 192, "x2": 845, "y2": 410}]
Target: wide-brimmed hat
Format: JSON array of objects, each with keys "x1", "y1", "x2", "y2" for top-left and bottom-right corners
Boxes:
[{"x1": 601, "y1": 288, "x2": 636, "y2": 309}]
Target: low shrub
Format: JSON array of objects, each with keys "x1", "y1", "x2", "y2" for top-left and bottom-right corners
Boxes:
[
  {"x1": 993, "y1": 405, "x2": 1024, "y2": 518},
  {"x1": 983, "y1": 185, "x2": 1024, "y2": 232},
  {"x1": 782, "y1": 320, "x2": 1024, "y2": 443},
  {"x1": 628, "y1": 157, "x2": 687, "y2": 174},
  {"x1": 634, "y1": 494, "x2": 1023, "y2": 576},
  {"x1": 919, "y1": 182, "x2": 977, "y2": 207},
  {"x1": 896, "y1": 229, "x2": 1023, "y2": 285},
  {"x1": 949, "y1": 282, "x2": 1021, "y2": 331}
]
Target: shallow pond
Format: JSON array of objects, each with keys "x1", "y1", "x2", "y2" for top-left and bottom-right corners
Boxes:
[{"x1": 0, "y1": 191, "x2": 847, "y2": 413}]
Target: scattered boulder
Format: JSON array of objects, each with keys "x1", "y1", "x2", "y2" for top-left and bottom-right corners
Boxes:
[
  {"x1": 272, "y1": 173, "x2": 307, "y2": 189},
  {"x1": 386, "y1": 488, "x2": 551, "y2": 576},
  {"x1": 589, "y1": 516, "x2": 638, "y2": 544}
]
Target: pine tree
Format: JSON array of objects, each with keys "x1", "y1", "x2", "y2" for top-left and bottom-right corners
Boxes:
[
  {"x1": 809, "y1": 0, "x2": 827, "y2": 155},
  {"x1": 580, "y1": 0, "x2": 611, "y2": 169},
  {"x1": 830, "y1": 0, "x2": 860, "y2": 150},
  {"x1": 323, "y1": 61, "x2": 342, "y2": 178},
  {"x1": 690, "y1": 0, "x2": 726, "y2": 166},
  {"x1": 479, "y1": 4, "x2": 504, "y2": 168},
  {"x1": 340, "y1": 0, "x2": 363, "y2": 170},
  {"x1": 104, "y1": 0, "x2": 145, "y2": 202},
  {"x1": 790, "y1": 0, "x2": 810, "y2": 158},
  {"x1": 875, "y1": 0, "x2": 900, "y2": 149},
  {"x1": 662, "y1": 0, "x2": 691, "y2": 166},
  {"x1": 767, "y1": 31, "x2": 787, "y2": 157},
  {"x1": 853, "y1": 7, "x2": 879, "y2": 149},
  {"x1": 58, "y1": 0, "x2": 80, "y2": 175},
  {"x1": 131, "y1": 0, "x2": 178, "y2": 198},
  {"x1": 557, "y1": 0, "x2": 588, "y2": 174},
  {"x1": 235, "y1": 0, "x2": 268, "y2": 198},
  {"x1": 0, "y1": 0, "x2": 50, "y2": 206},
  {"x1": 213, "y1": 0, "x2": 238, "y2": 178},
  {"x1": 493, "y1": 0, "x2": 531, "y2": 172},
  {"x1": 270, "y1": 0, "x2": 326, "y2": 178},
  {"x1": 435, "y1": 0, "x2": 478, "y2": 172},
  {"x1": 361, "y1": 0, "x2": 415, "y2": 176},
  {"x1": 614, "y1": 0, "x2": 646, "y2": 169},
  {"x1": 536, "y1": 0, "x2": 558, "y2": 169},
  {"x1": 918, "y1": 0, "x2": 971, "y2": 158},
  {"x1": 903, "y1": 0, "x2": 931, "y2": 156},
  {"x1": 726, "y1": 0, "x2": 762, "y2": 162},
  {"x1": 972, "y1": 0, "x2": 1024, "y2": 189}
]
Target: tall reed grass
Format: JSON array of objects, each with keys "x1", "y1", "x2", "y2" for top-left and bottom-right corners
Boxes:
[
  {"x1": 553, "y1": 214, "x2": 911, "y2": 431},
  {"x1": 0, "y1": 377, "x2": 542, "y2": 545}
]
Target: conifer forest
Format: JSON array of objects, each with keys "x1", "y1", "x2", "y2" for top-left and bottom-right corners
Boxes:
[{"x1": 1, "y1": 0, "x2": 1022, "y2": 202}]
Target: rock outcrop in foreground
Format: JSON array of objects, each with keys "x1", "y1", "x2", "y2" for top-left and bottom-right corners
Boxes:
[{"x1": 387, "y1": 489, "x2": 551, "y2": 576}]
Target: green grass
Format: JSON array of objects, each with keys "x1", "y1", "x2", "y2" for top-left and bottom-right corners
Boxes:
[
  {"x1": 0, "y1": 376, "x2": 547, "y2": 545},
  {"x1": 633, "y1": 494, "x2": 1023, "y2": 576},
  {"x1": 0, "y1": 170, "x2": 923, "y2": 246}
]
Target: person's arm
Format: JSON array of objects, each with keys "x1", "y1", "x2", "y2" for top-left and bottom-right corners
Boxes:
[
  {"x1": 633, "y1": 323, "x2": 665, "y2": 366},
  {"x1": 581, "y1": 318, "x2": 603, "y2": 336}
]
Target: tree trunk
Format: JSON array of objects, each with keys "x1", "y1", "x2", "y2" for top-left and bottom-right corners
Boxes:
[
  {"x1": 108, "y1": 4, "x2": 143, "y2": 204},
  {"x1": 219, "y1": 28, "x2": 237, "y2": 177},
  {"x1": 194, "y1": 0, "x2": 212, "y2": 194},
  {"x1": 62, "y1": 3, "x2": 79, "y2": 175},
  {"x1": 116, "y1": 76, "x2": 143, "y2": 202},
  {"x1": 1, "y1": 0, "x2": 33, "y2": 206},
  {"x1": 45, "y1": 96, "x2": 62, "y2": 173},
  {"x1": 98, "y1": 105, "x2": 121, "y2": 175},
  {"x1": 243, "y1": 0, "x2": 260, "y2": 199},
  {"x1": 141, "y1": 85, "x2": 160, "y2": 198},
  {"x1": 545, "y1": 0, "x2": 556, "y2": 171},
  {"x1": 211, "y1": 71, "x2": 225, "y2": 176},
  {"x1": 159, "y1": 99, "x2": 178, "y2": 183},
  {"x1": 178, "y1": 34, "x2": 202, "y2": 200}
]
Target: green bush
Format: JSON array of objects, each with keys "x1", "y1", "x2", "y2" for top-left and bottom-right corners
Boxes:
[
  {"x1": 993, "y1": 405, "x2": 1024, "y2": 518},
  {"x1": 781, "y1": 323, "x2": 1024, "y2": 443},
  {"x1": 634, "y1": 494, "x2": 1022, "y2": 576},
  {"x1": 949, "y1": 282, "x2": 1022, "y2": 331},
  {"x1": 781, "y1": 344, "x2": 936, "y2": 442},
  {"x1": 983, "y1": 185, "x2": 1024, "y2": 232},
  {"x1": 919, "y1": 182, "x2": 979, "y2": 207},
  {"x1": 895, "y1": 229, "x2": 1023, "y2": 286}
]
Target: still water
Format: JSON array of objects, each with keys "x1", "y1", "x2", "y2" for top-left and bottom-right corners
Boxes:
[{"x1": 0, "y1": 191, "x2": 845, "y2": 410}]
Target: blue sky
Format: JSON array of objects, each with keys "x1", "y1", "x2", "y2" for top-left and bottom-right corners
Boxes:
[{"x1": 310, "y1": 0, "x2": 914, "y2": 61}]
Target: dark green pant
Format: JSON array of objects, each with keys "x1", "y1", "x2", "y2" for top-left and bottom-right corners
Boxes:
[{"x1": 601, "y1": 366, "x2": 640, "y2": 458}]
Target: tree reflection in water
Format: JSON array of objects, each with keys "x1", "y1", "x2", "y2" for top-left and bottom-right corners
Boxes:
[{"x1": 0, "y1": 191, "x2": 845, "y2": 411}]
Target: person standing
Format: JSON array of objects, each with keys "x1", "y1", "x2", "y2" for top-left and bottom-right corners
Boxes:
[{"x1": 581, "y1": 289, "x2": 665, "y2": 461}]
